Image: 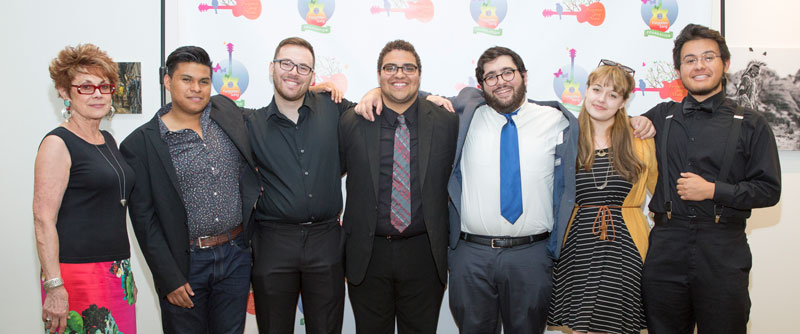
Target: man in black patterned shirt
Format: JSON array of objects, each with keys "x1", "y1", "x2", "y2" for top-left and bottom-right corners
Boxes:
[{"x1": 121, "y1": 46, "x2": 260, "y2": 334}]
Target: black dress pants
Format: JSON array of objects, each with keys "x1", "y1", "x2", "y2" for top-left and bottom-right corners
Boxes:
[
  {"x1": 642, "y1": 218, "x2": 751, "y2": 334},
  {"x1": 348, "y1": 233, "x2": 445, "y2": 334},
  {"x1": 251, "y1": 220, "x2": 345, "y2": 334}
]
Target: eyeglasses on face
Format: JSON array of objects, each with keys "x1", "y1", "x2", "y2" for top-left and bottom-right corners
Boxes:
[
  {"x1": 382, "y1": 63, "x2": 419, "y2": 75},
  {"x1": 482, "y1": 68, "x2": 517, "y2": 87},
  {"x1": 598, "y1": 59, "x2": 635, "y2": 76},
  {"x1": 71, "y1": 83, "x2": 116, "y2": 95},
  {"x1": 681, "y1": 52, "x2": 721, "y2": 66},
  {"x1": 273, "y1": 59, "x2": 314, "y2": 75}
]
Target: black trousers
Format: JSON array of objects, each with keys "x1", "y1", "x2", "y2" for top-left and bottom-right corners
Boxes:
[
  {"x1": 251, "y1": 220, "x2": 345, "y2": 334},
  {"x1": 642, "y1": 218, "x2": 751, "y2": 334},
  {"x1": 347, "y1": 234, "x2": 445, "y2": 334}
]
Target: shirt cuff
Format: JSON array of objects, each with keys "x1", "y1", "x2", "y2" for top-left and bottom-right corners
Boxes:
[{"x1": 713, "y1": 181, "x2": 736, "y2": 205}]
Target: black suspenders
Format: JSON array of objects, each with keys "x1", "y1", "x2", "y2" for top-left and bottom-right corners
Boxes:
[{"x1": 660, "y1": 103, "x2": 744, "y2": 222}]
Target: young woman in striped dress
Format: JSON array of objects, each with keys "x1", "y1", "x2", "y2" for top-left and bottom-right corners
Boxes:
[{"x1": 548, "y1": 61, "x2": 658, "y2": 334}]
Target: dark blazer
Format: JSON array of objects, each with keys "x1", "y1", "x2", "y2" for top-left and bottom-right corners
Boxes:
[
  {"x1": 339, "y1": 98, "x2": 458, "y2": 285},
  {"x1": 120, "y1": 95, "x2": 260, "y2": 298}
]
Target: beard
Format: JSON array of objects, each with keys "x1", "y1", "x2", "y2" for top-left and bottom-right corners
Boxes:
[
  {"x1": 687, "y1": 81, "x2": 724, "y2": 98},
  {"x1": 273, "y1": 72, "x2": 308, "y2": 102},
  {"x1": 686, "y1": 75, "x2": 726, "y2": 98},
  {"x1": 484, "y1": 82, "x2": 527, "y2": 114}
]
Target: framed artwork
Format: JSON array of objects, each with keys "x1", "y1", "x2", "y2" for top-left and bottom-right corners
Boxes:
[
  {"x1": 112, "y1": 62, "x2": 142, "y2": 114},
  {"x1": 725, "y1": 47, "x2": 800, "y2": 150}
]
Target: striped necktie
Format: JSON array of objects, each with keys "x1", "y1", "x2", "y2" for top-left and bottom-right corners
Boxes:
[{"x1": 390, "y1": 115, "x2": 411, "y2": 232}]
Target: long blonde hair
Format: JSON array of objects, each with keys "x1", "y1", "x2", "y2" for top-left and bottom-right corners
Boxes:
[{"x1": 577, "y1": 65, "x2": 643, "y2": 183}]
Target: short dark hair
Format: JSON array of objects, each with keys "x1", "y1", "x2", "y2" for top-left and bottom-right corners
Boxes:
[
  {"x1": 165, "y1": 46, "x2": 213, "y2": 77},
  {"x1": 475, "y1": 46, "x2": 527, "y2": 86},
  {"x1": 672, "y1": 24, "x2": 730, "y2": 70},
  {"x1": 274, "y1": 37, "x2": 316, "y2": 67},
  {"x1": 377, "y1": 40, "x2": 421, "y2": 73}
]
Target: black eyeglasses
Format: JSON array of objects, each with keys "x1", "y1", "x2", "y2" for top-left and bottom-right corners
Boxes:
[
  {"x1": 382, "y1": 63, "x2": 418, "y2": 75},
  {"x1": 598, "y1": 59, "x2": 635, "y2": 76},
  {"x1": 71, "y1": 83, "x2": 116, "y2": 95},
  {"x1": 482, "y1": 68, "x2": 517, "y2": 86},
  {"x1": 273, "y1": 59, "x2": 314, "y2": 75}
]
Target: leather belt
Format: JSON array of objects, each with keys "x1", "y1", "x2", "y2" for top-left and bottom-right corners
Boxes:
[
  {"x1": 652, "y1": 213, "x2": 745, "y2": 225},
  {"x1": 190, "y1": 224, "x2": 243, "y2": 249},
  {"x1": 375, "y1": 232, "x2": 426, "y2": 241},
  {"x1": 258, "y1": 217, "x2": 339, "y2": 226},
  {"x1": 460, "y1": 231, "x2": 550, "y2": 249}
]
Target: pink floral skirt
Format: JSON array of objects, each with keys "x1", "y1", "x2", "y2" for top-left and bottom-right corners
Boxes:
[{"x1": 41, "y1": 259, "x2": 136, "y2": 333}]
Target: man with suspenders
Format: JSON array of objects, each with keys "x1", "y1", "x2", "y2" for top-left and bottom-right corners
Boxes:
[{"x1": 640, "y1": 24, "x2": 781, "y2": 333}]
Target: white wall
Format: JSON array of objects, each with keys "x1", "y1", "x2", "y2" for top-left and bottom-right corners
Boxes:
[
  {"x1": 710, "y1": 1, "x2": 800, "y2": 333},
  {"x1": 0, "y1": 1, "x2": 163, "y2": 333},
  {"x1": 1, "y1": 1, "x2": 797, "y2": 333}
]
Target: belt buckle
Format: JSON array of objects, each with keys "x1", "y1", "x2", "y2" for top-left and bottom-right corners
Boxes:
[
  {"x1": 491, "y1": 238, "x2": 502, "y2": 249},
  {"x1": 196, "y1": 236, "x2": 213, "y2": 249}
]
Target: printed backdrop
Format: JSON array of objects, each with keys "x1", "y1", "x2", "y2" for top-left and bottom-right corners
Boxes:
[{"x1": 169, "y1": 1, "x2": 711, "y2": 332}]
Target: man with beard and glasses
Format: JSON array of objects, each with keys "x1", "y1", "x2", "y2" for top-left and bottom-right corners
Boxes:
[
  {"x1": 245, "y1": 37, "x2": 356, "y2": 334},
  {"x1": 640, "y1": 24, "x2": 780, "y2": 334},
  {"x1": 442, "y1": 46, "x2": 576, "y2": 334}
]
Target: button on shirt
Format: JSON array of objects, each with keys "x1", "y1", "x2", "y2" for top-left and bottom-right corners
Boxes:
[
  {"x1": 643, "y1": 92, "x2": 781, "y2": 219},
  {"x1": 247, "y1": 91, "x2": 356, "y2": 223},
  {"x1": 461, "y1": 101, "x2": 569, "y2": 237},
  {"x1": 375, "y1": 101, "x2": 425, "y2": 237},
  {"x1": 158, "y1": 103, "x2": 244, "y2": 239}
]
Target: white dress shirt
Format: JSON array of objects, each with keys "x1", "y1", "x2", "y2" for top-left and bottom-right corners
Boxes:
[{"x1": 460, "y1": 101, "x2": 569, "y2": 237}]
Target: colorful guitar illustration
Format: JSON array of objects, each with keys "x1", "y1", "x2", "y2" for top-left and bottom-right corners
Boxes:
[
  {"x1": 476, "y1": 1, "x2": 499, "y2": 28},
  {"x1": 369, "y1": 0, "x2": 434, "y2": 23},
  {"x1": 219, "y1": 43, "x2": 241, "y2": 100},
  {"x1": 542, "y1": 1, "x2": 605, "y2": 26},
  {"x1": 560, "y1": 49, "x2": 582, "y2": 106},
  {"x1": 306, "y1": 0, "x2": 328, "y2": 27},
  {"x1": 633, "y1": 79, "x2": 687, "y2": 102},
  {"x1": 198, "y1": 0, "x2": 262, "y2": 20},
  {"x1": 648, "y1": 0, "x2": 670, "y2": 32}
]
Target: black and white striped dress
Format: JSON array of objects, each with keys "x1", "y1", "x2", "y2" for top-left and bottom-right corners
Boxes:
[{"x1": 548, "y1": 150, "x2": 646, "y2": 334}]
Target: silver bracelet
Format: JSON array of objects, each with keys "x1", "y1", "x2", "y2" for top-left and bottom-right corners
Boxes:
[{"x1": 43, "y1": 277, "x2": 64, "y2": 290}]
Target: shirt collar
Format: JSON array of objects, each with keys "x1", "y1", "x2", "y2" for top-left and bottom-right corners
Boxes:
[
  {"x1": 264, "y1": 91, "x2": 318, "y2": 124},
  {"x1": 683, "y1": 90, "x2": 725, "y2": 115},
  {"x1": 157, "y1": 101, "x2": 212, "y2": 136},
  {"x1": 381, "y1": 98, "x2": 419, "y2": 127}
]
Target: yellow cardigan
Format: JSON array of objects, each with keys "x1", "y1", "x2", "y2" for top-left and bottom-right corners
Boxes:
[{"x1": 562, "y1": 137, "x2": 658, "y2": 261}]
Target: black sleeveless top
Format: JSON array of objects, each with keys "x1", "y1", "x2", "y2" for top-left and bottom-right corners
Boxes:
[{"x1": 45, "y1": 127, "x2": 133, "y2": 263}]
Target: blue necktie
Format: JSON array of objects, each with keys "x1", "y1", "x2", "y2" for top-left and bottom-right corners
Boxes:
[{"x1": 500, "y1": 109, "x2": 522, "y2": 224}]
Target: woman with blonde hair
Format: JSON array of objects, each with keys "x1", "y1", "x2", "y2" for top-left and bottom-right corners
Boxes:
[
  {"x1": 548, "y1": 60, "x2": 657, "y2": 334},
  {"x1": 34, "y1": 43, "x2": 136, "y2": 333}
]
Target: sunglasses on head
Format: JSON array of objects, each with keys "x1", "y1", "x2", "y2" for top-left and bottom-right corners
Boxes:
[{"x1": 598, "y1": 59, "x2": 635, "y2": 76}]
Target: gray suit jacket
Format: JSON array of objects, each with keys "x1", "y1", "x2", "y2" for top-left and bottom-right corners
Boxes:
[{"x1": 446, "y1": 87, "x2": 578, "y2": 259}]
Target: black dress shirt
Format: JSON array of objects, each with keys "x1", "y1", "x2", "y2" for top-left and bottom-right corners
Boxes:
[
  {"x1": 247, "y1": 91, "x2": 355, "y2": 223},
  {"x1": 375, "y1": 101, "x2": 425, "y2": 236},
  {"x1": 643, "y1": 91, "x2": 781, "y2": 220}
]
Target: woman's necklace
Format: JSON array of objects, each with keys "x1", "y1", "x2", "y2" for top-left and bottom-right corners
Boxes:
[
  {"x1": 591, "y1": 137, "x2": 611, "y2": 190},
  {"x1": 594, "y1": 136, "x2": 610, "y2": 157},
  {"x1": 94, "y1": 143, "x2": 127, "y2": 207}
]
